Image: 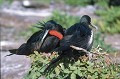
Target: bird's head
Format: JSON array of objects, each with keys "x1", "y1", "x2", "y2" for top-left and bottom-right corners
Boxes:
[
  {"x1": 44, "y1": 20, "x2": 58, "y2": 30},
  {"x1": 80, "y1": 15, "x2": 98, "y2": 30},
  {"x1": 43, "y1": 20, "x2": 64, "y2": 39},
  {"x1": 44, "y1": 20, "x2": 64, "y2": 33},
  {"x1": 38, "y1": 20, "x2": 64, "y2": 47}
]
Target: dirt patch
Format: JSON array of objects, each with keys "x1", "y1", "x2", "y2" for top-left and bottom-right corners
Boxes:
[{"x1": 105, "y1": 34, "x2": 120, "y2": 50}]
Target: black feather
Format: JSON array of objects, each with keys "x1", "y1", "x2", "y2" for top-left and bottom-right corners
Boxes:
[
  {"x1": 44, "y1": 15, "x2": 94, "y2": 70},
  {"x1": 8, "y1": 20, "x2": 65, "y2": 56}
]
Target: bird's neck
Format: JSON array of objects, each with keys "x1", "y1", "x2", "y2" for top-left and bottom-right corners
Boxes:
[
  {"x1": 88, "y1": 31, "x2": 94, "y2": 45},
  {"x1": 80, "y1": 22, "x2": 89, "y2": 26},
  {"x1": 49, "y1": 30, "x2": 63, "y2": 40}
]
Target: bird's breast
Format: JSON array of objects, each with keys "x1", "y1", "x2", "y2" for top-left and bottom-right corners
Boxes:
[
  {"x1": 88, "y1": 31, "x2": 93, "y2": 46},
  {"x1": 49, "y1": 30, "x2": 63, "y2": 40}
]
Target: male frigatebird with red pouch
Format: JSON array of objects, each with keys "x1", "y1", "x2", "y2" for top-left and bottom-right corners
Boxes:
[{"x1": 8, "y1": 20, "x2": 65, "y2": 56}]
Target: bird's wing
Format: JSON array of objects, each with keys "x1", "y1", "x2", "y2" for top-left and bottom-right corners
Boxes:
[
  {"x1": 27, "y1": 30, "x2": 43, "y2": 43},
  {"x1": 27, "y1": 21, "x2": 47, "y2": 43},
  {"x1": 56, "y1": 31, "x2": 91, "y2": 52},
  {"x1": 65, "y1": 23, "x2": 78, "y2": 35},
  {"x1": 48, "y1": 35, "x2": 73, "y2": 54},
  {"x1": 70, "y1": 34, "x2": 91, "y2": 51}
]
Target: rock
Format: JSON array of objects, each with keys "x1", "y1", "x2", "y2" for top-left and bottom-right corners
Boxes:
[
  {"x1": 0, "y1": 26, "x2": 26, "y2": 50},
  {"x1": 0, "y1": 0, "x2": 52, "y2": 28},
  {"x1": 22, "y1": 0, "x2": 49, "y2": 8},
  {"x1": 10, "y1": 1, "x2": 23, "y2": 10},
  {"x1": 77, "y1": 5, "x2": 96, "y2": 15},
  {"x1": 0, "y1": 41, "x2": 24, "y2": 51},
  {"x1": 69, "y1": 5, "x2": 98, "y2": 18},
  {"x1": 0, "y1": 8, "x2": 51, "y2": 27},
  {"x1": 1, "y1": 51, "x2": 31, "y2": 79},
  {"x1": 105, "y1": 34, "x2": 120, "y2": 50}
]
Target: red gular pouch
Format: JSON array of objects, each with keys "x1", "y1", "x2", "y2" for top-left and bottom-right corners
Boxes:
[{"x1": 49, "y1": 30, "x2": 63, "y2": 40}]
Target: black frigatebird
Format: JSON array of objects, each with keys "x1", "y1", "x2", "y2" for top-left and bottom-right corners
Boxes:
[
  {"x1": 64, "y1": 15, "x2": 97, "y2": 51},
  {"x1": 7, "y1": 20, "x2": 65, "y2": 56},
  {"x1": 44, "y1": 15, "x2": 97, "y2": 72}
]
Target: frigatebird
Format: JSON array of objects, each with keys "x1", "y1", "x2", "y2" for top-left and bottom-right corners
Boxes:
[
  {"x1": 44, "y1": 15, "x2": 97, "y2": 72},
  {"x1": 8, "y1": 20, "x2": 65, "y2": 56}
]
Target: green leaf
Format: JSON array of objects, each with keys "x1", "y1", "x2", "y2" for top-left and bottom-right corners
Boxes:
[
  {"x1": 71, "y1": 73, "x2": 76, "y2": 79},
  {"x1": 74, "y1": 60, "x2": 80, "y2": 66},
  {"x1": 77, "y1": 69, "x2": 83, "y2": 76},
  {"x1": 69, "y1": 65, "x2": 77, "y2": 70},
  {"x1": 34, "y1": 51, "x2": 39, "y2": 55},
  {"x1": 59, "y1": 63, "x2": 64, "y2": 70},
  {"x1": 55, "y1": 67, "x2": 60, "y2": 75},
  {"x1": 64, "y1": 69, "x2": 72, "y2": 73}
]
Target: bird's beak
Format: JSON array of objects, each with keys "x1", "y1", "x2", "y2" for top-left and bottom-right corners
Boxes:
[
  {"x1": 39, "y1": 30, "x2": 49, "y2": 46},
  {"x1": 90, "y1": 23, "x2": 98, "y2": 30}
]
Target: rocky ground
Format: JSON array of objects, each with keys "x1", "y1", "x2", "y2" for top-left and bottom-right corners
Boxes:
[
  {"x1": 1, "y1": 51, "x2": 31, "y2": 79},
  {"x1": 0, "y1": 1, "x2": 120, "y2": 79}
]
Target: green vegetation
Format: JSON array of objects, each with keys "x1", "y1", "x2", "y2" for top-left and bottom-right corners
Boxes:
[
  {"x1": 95, "y1": 7, "x2": 120, "y2": 34},
  {"x1": 64, "y1": 0, "x2": 108, "y2": 7},
  {"x1": 95, "y1": 0, "x2": 108, "y2": 7},
  {"x1": 24, "y1": 50, "x2": 120, "y2": 79},
  {"x1": 51, "y1": 11, "x2": 79, "y2": 29},
  {"x1": 20, "y1": 25, "x2": 40, "y2": 40},
  {"x1": 64, "y1": 0, "x2": 92, "y2": 6},
  {"x1": 0, "y1": 0, "x2": 13, "y2": 5},
  {"x1": 0, "y1": 0, "x2": 3, "y2": 5},
  {"x1": 35, "y1": 0, "x2": 51, "y2": 6}
]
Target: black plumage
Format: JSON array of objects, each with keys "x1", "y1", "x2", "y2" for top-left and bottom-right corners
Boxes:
[
  {"x1": 54, "y1": 15, "x2": 96, "y2": 53},
  {"x1": 8, "y1": 20, "x2": 65, "y2": 56},
  {"x1": 44, "y1": 15, "x2": 97, "y2": 72}
]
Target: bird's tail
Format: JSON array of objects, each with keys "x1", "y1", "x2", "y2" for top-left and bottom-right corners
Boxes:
[
  {"x1": 44, "y1": 54, "x2": 63, "y2": 73},
  {"x1": 44, "y1": 45, "x2": 70, "y2": 73},
  {"x1": 9, "y1": 49, "x2": 18, "y2": 54},
  {"x1": 5, "y1": 49, "x2": 17, "y2": 57},
  {"x1": 5, "y1": 49, "x2": 18, "y2": 57},
  {"x1": 5, "y1": 43, "x2": 30, "y2": 57}
]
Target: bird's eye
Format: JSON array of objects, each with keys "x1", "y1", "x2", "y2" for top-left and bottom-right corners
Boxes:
[{"x1": 48, "y1": 25, "x2": 52, "y2": 29}]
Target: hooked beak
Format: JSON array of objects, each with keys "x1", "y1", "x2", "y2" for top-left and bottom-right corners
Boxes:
[
  {"x1": 39, "y1": 30, "x2": 49, "y2": 47},
  {"x1": 90, "y1": 23, "x2": 98, "y2": 30}
]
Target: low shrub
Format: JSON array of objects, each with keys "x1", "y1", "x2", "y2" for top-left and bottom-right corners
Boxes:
[{"x1": 24, "y1": 50, "x2": 120, "y2": 79}]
